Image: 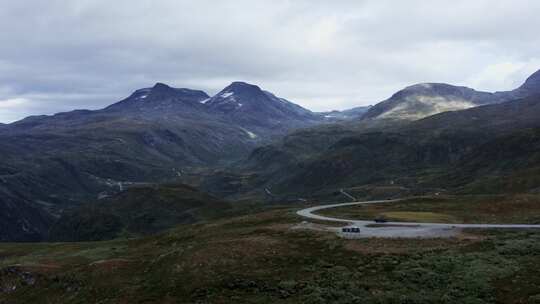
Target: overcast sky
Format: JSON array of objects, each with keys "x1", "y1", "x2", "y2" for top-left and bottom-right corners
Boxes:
[{"x1": 1, "y1": 0, "x2": 540, "y2": 123}]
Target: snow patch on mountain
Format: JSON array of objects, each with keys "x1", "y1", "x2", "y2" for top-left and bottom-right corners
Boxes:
[
  {"x1": 244, "y1": 129, "x2": 257, "y2": 139},
  {"x1": 378, "y1": 96, "x2": 477, "y2": 120}
]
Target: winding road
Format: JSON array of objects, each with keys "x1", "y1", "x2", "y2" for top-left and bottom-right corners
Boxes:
[{"x1": 296, "y1": 199, "x2": 540, "y2": 238}]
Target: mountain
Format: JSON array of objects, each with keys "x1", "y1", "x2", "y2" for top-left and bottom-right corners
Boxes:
[
  {"x1": 3, "y1": 70, "x2": 540, "y2": 242},
  {"x1": 362, "y1": 69, "x2": 540, "y2": 121},
  {"x1": 319, "y1": 105, "x2": 372, "y2": 121},
  {"x1": 48, "y1": 183, "x2": 231, "y2": 241},
  {"x1": 362, "y1": 83, "x2": 501, "y2": 121},
  {"x1": 105, "y1": 83, "x2": 211, "y2": 115},
  {"x1": 206, "y1": 81, "x2": 322, "y2": 137},
  {"x1": 0, "y1": 115, "x2": 248, "y2": 241},
  {"x1": 498, "y1": 69, "x2": 540, "y2": 99},
  {"x1": 223, "y1": 93, "x2": 540, "y2": 200},
  {"x1": 0, "y1": 188, "x2": 53, "y2": 242},
  {"x1": 0, "y1": 81, "x2": 322, "y2": 241}
]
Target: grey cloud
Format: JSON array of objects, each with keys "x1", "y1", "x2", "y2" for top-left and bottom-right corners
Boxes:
[{"x1": 0, "y1": 0, "x2": 539, "y2": 122}]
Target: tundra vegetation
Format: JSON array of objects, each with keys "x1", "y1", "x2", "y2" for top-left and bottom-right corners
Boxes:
[{"x1": 1, "y1": 205, "x2": 540, "y2": 303}]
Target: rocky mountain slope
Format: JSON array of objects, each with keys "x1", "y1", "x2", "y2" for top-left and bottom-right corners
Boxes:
[
  {"x1": 224, "y1": 91, "x2": 540, "y2": 200},
  {"x1": 3, "y1": 70, "x2": 540, "y2": 242},
  {"x1": 0, "y1": 189, "x2": 53, "y2": 242},
  {"x1": 506, "y1": 69, "x2": 540, "y2": 99},
  {"x1": 206, "y1": 81, "x2": 322, "y2": 137},
  {"x1": 362, "y1": 69, "x2": 540, "y2": 121},
  {"x1": 48, "y1": 183, "x2": 231, "y2": 241},
  {"x1": 318, "y1": 105, "x2": 372, "y2": 121},
  {"x1": 0, "y1": 82, "x2": 323, "y2": 241},
  {"x1": 232, "y1": 70, "x2": 540, "y2": 198}
]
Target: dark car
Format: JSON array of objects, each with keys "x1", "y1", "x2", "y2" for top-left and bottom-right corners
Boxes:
[{"x1": 374, "y1": 216, "x2": 388, "y2": 223}]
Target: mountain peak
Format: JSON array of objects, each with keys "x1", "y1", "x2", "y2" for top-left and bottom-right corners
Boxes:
[
  {"x1": 152, "y1": 82, "x2": 172, "y2": 90},
  {"x1": 105, "y1": 84, "x2": 209, "y2": 112},
  {"x1": 149, "y1": 82, "x2": 180, "y2": 97},
  {"x1": 206, "y1": 81, "x2": 266, "y2": 110},
  {"x1": 146, "y1": 83, "x2": 209, "y2": 100},
  {"x1": 508, "y1": 69, "x2": 540, "y2": 99},
  {"x1": 224, "y1": 81, "x2": 262, "y2": 92},
  {"x1": 520, "y1": 69, "x2": 540, "y2": 90},
  {"x1": 230, "y1": 81, "x2": 256, "y2": 86},
  {"x1": 205, "y1": 82, "x2": 319, "y2": 128},
  {"x1": 526, "y1": 69, "x2": 540, "y2": 80},
  {"x1": 362, "y1": 82, "x2": 496, "y2": 121},
  {"x1": 399, "y1": 83, "x2": 469, "y2": 94}
]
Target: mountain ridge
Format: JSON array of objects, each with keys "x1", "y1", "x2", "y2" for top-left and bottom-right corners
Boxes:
[
  {"x1": 362, "y1": 69, "x2": 540, "y2": 121},
  {"x1": 205, "y1": 81, "x2": 322, "y2": 136},
  {"x1": 0, "y1": 81, "x2": 324, "y2": 241},
  {"x1": 2, "y1": 69, "x2": 540, "y2": 242},
  {"x1": 105, "y1": 82, "x2": 211, "y2": 113},
  {"x1": 229, "y1": 93, "x2": 540, "y2": 200}
]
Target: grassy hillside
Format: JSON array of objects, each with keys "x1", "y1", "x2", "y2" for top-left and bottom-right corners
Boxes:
[
  {"x1": 1, "y1": 204, "x2": 540, "y2": 303},
  {"x1": 48, "y1": 183, "x2": 233, "y2": 241},
  {"x1": 224, "y1": 95, "x2": 540, "y2": 199},
  {"x1": 318, "y1": 195, "x2": 540, "y2": 224},
  {"x1": 0, "y1": 114, "x2": 256, "y2": 241}
]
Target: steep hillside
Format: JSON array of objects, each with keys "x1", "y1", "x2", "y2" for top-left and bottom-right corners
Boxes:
[
  {"x1": 105, "y1": 83, "x2": 211, "y2": 116},
  {"x1": 235, "y1": 94, "x2": 540, "y2": 198},
  {"x1": 505, "y1": 69, "x2": 540, "y2": 99},
  {"x1": 0, "y1": 82, "x2": 322, "y2": 241},
  {"x1": 200, "y1": 118, "x2": 407, "y2": 199},
  {"x1": 48, "y1": 183, "x2": 231, "y2": 241},
  {"x1": 0, "y1": 188, "x2": 53, "y2": 242},
  {"x1": 362, "y1": 83, "x2": 501, "y2": 121},
  {"x1": 439, "y1": 128, "x2": 540, "y2": 194},
  {"x1": 318, "y1": 105, "x2": 372, "y2": 121},
  {"x1": 362, "y1": 69, "x2": 540, "y2": 121},
  {"x1": 0, "y1": 118, "x2": 247, "y2": 241},
  {"x1": 206, "y1": 82, "x2": 322, "y2": 138}
]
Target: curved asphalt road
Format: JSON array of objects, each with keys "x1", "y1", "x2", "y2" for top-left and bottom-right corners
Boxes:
[{"x1": 296, "y1": 200, "x2": 540, "y2": 238}]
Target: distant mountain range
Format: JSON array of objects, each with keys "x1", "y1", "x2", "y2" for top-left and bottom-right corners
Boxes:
[
  {"x1": 318, "y1": 106, "x2": 372, "y2": 121},
  {"x1": 202, "y1": 70, "x2": 540, "y2": 201},
  {"x1": 230, "y1": 99, "x2": 540, "y2": 201},
  {"x1": 0, "y1": 81, "x2": 324, "y2": 241},
  {"x1": 362, "y1": 69, "x2": 540, "y2": 121},
  {"x1": 104, "y1": 81, "x2": 324, "y2": 138},
  {"x1": 2, "y1": 69, "x2": 540, "y2": 242}
]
